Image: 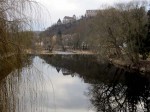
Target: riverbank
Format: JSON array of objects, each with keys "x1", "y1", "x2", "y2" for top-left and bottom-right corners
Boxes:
[
  {"x1": 26, "y1": 49, "x2": 150, "y2": 73},
  {"x1": 26, "y1": 49, "x2": 95, "y2": 55},
  {"x1": 111, "y1": 58, "x2": 150, "y2": 73}
]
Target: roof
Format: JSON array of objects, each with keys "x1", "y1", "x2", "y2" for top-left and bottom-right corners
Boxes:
[
  {"x1": 57, "y1": 19, "x2": 61, "y2": 23},
  {"x1": 64, "y1": 16, "x2": 74, "y2": 19},
  {"x1": 86, "y1": 10, "x2": 99, "y2": 12}
]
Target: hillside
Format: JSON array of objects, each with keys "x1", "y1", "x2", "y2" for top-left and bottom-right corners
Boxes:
[{"x1": 40, "y1": 17, "x2": 89, "y2": 37}]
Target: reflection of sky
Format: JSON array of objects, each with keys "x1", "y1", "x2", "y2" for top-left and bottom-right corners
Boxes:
[
  {"x1": 2, "y1": 56, "x2": 147, "y2": 112},
  {"x1": 4, "y1": 56, "x2": 94, "y2": 112},
  {"x1": 33, "y1": 57, "x2": 92, "y2": 112}
]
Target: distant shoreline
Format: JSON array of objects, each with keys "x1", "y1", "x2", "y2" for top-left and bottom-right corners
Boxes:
[
  {"x1": 26, "y1": 49, "x2": 150, "y2": 73},
  {"x1": 26, "y1": 50, "x2": 95, "y2": 55}
]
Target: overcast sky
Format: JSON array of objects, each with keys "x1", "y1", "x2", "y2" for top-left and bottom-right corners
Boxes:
[{"x1": 34, "y1": 0, "x2": 149, "y2": 31}]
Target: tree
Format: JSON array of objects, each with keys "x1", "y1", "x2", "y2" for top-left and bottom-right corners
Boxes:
[
  {"x1": 0, "y1": 0, "x2": 40, "y2": 56},
  {"x1": 0, "y1": 0, "x2": 41, "y2": 111},
  {"x1": 139, "y1": 10, "x2": 150, "y2": 59},
  {"x1": 57, "y1": 29, "x2": 66, "y2": 51},
  {"x1": 88, "y1": 1, "x2": 149, "y2": 64}
]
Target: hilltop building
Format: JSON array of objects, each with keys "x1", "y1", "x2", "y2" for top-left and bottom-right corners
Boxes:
[
  {"x1": 85, "y1": 10, "x2": 99, "y2": 17},
  {"x1": 63, "y1": 15, "x2": 76, "y2": 24},
  {"x1": 73, "y1": 15, "x2": 76, "y2": 20}
]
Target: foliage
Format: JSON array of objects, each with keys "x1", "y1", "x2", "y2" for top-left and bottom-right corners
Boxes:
[
  {"x1": 0, "y1": 0, "x2": 39, "y2": 56},
  {"x1": 40, "y1": 18, "x2": 91, "y2": 50},
  {"x1": 87, "y1": 1, "x2": 149, "y2": 63},
  {"x1": 40, "y1": 1, "x2": 149, "y2": 64},
  {"x1": 139, "y1": 10, "x2": 150, "y2": 59}
]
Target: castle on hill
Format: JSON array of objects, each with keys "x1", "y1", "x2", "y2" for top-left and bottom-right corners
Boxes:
[{"x1": 57, "y1": 15, "x2": 76, "y2": 25}]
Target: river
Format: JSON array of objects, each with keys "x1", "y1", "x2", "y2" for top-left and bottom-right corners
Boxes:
[{"x1": 0, "y1": 55, "x2": 150, "y2": 112}]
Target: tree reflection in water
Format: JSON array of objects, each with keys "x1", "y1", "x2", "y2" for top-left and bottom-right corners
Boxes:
[
  {"x1": 88, "y1": 70, "x2": 150, "y2": 112},
  {"x1": 0, "y1": 55, "x2": 34, "y2": 112},
  {"x1": 41, "y1": 54, "x2": 150, "y2": 112}
]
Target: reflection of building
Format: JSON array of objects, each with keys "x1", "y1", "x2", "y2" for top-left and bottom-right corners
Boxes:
[
  {"x1": 56, "y1": 67, "x2": 61, "y2": 73},
  {"x1": 63, "y1": 15, "x2": 76, "y2": 24},
  {"x1": 61, "y1": 68, "x2": 74, "y2": 77},
  {"x1": 85, "y1": 10, "x2": 99, "y2": 17}
]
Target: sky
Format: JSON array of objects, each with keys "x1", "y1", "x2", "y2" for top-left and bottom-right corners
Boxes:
[{"x1": 34, "y1": 0, "x2": 149, "y2": 31}]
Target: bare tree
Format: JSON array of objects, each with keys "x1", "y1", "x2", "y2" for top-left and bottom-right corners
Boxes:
[{"x1": 89, "y1": 1, "x2": 148, "y2": 64}]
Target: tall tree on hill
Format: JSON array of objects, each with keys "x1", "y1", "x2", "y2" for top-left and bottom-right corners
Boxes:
[{"x1": 57, "y1": 29, "x2": 66, "y2": 51}]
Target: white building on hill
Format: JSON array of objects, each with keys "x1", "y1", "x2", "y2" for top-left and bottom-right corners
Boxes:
[
  {"x1": 63, "y1": 15, "x2": 76, "y2": 24},
  {"x1": 85, "y1": 10, "x2": 99, "y2": 17}
]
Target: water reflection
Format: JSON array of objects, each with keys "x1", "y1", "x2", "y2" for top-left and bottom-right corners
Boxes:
[
  {"x1": 0, "y1": 55, "x2": 30, "y2": 81},
  {"x1": 0, "y1": 55, "x2": 150, "y2": 112},
  {"x1": 0, "y1": 57, "x2": 51, "y2": 112},
  {"x1": 41, "y1": 55, "x2": 150, "y2": 112},
  {"x1": 0, "y1": 56, "x2": 91, "y2": 112},
  {"x1": 88, "y1": 72, "x2": 150, "y2": 112}
]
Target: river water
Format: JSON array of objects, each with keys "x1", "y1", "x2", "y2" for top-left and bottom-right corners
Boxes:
[{"x1": 0, "y1": 55, "x2": 150, "y2": 112}]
